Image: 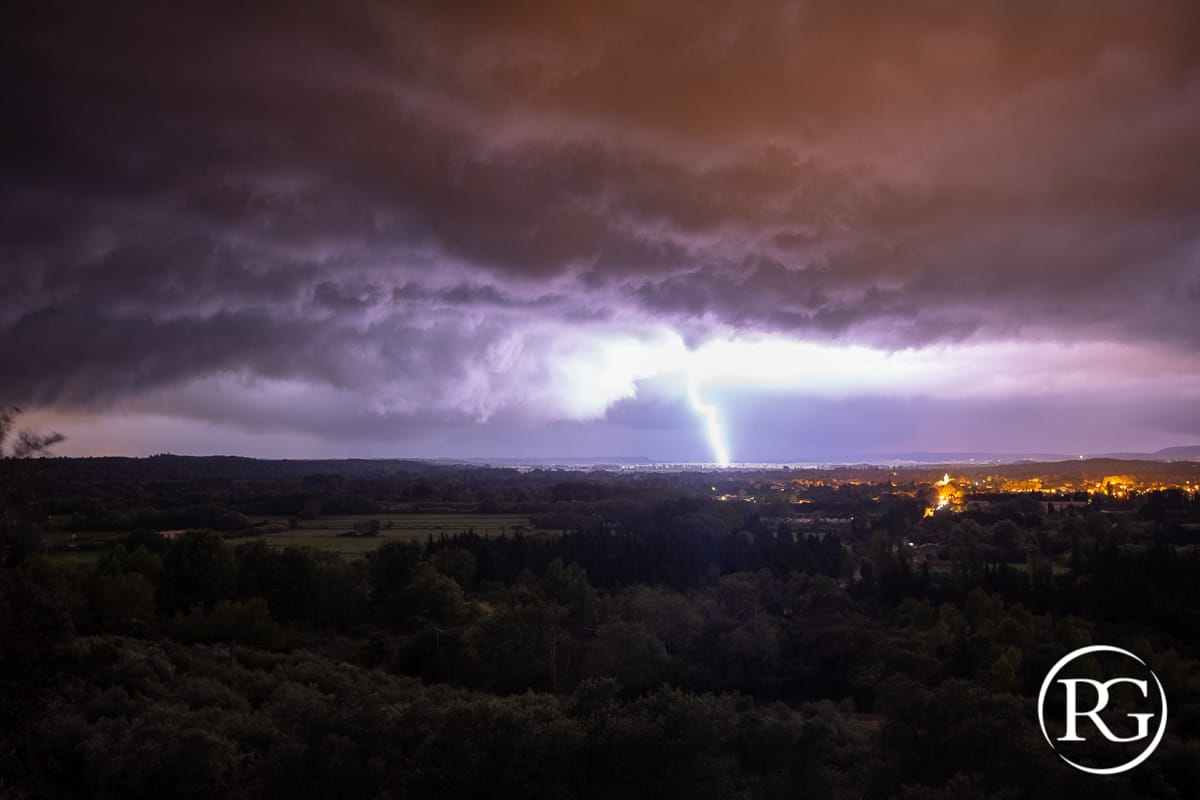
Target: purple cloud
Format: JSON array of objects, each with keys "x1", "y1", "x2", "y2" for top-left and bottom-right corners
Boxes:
[{"x1": 5, "y1": 1, "x2": 1200, "y2": 458}]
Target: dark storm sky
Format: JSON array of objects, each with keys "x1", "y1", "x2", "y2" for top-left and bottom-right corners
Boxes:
[{"x1": 4, "y1": 1, "x2": 1200, "y2": 461}]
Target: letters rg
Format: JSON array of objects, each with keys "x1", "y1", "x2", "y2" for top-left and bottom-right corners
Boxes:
[{"x1": 1057, "y1": 678, "x2": 1157, "y2": 743}]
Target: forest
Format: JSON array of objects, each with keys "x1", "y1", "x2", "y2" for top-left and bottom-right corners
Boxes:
[{"x1": 2, "y1": 450, "x2": 1200, "y2": 799}]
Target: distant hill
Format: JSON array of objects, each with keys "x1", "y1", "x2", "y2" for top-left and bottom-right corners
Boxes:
[
  {"x1": 861, "y1": 451, "x2": 1074, "y2": 464},
  {"x1": 20, "y1": 445, "x2": 1200, "y2": 485},
  {"x1": 1150, "y1": 445, "x2": 1200, "y2": 460},
  {"x1": 851, "y1": 445, "x2": 1200, "y2": 465},
  {"x1": 1083, "y1": 445, "x2": 1200, "y2": 461},
  {"x1": 451, "y1": 456, "x2": 656, "y2": 466},
  {"x1": 33, "y1": 454, "x2": 470, "y2": 483}
]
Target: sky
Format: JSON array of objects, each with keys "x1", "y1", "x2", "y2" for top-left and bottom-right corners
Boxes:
[{"x1": 4, "y1": 1, "x2": 1200, "y2": 462}]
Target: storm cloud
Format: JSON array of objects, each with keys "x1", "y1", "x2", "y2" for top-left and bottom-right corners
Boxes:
[{"x1": 5, "y1": 1, "x2": 1200, "y2": 458}]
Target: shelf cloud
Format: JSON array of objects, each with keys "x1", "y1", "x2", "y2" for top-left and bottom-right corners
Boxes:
[{"x1": 5, "y1": 1, "x2": 1200, "y2": 458}]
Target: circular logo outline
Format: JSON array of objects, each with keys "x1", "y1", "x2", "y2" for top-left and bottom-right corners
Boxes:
[{"x1": 1037, "y1": 644, "x2": 1168, "y2": 775}]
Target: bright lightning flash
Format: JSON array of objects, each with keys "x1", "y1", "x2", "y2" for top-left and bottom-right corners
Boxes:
[{"x1": 687, "y1": 374, "x2": 730, "y2": 467}]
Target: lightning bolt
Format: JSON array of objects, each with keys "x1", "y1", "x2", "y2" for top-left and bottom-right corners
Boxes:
[{"x1": 687, "y1": 373, "x2": 730, "y2": 467}]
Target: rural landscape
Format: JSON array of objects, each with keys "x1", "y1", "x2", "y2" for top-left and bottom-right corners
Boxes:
[
  {"x1": 3, "y1": 422, "x2": 1200, "y2": 798},
  {"x1": 8, "y1": 1, "x2": 1200, "y2": 797}
]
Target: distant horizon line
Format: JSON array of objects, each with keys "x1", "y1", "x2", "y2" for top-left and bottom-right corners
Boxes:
[{"x1": 37, "y1": 443, "x2": 1200, "y2": 468}]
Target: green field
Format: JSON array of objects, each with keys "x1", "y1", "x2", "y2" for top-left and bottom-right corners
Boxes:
[
  {"x1": 46, "y1": 513, "x2": 548, "y2": 560},
  {"x1": 1000, "y1": 560, "x2": 1073, "y2": 576},
  {"x1": 43, "y1": 528, "x2": 125, "y2": 563},
  {"x1": 236, "y1": 514, "x2": 542, "y2": 555}
]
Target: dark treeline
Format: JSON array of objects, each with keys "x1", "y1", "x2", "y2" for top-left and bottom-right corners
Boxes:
[
  {"x1": 426, "y1": 523, "x2": 843, "y2": 591},
  {"x1": 3, "y1": 457, "x2": 1200, "y2": 798}
]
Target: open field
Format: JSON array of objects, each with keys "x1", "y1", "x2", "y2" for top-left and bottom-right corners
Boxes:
[
  {"x1": 45, "y1": 513, "x2": 550, "y2": 560},
  {"x1": 235, "y1": 514, "x2": 545, "y2": 555},
  {"x1": 43, "y1": 527, "x2": 125, "y2": 562},
  {"x1": 1000, "y1": 560, "x2": 1073, "y2": 576},
  {"x1": 253, "y1": 513, "x2": 535, "y2": 535}
]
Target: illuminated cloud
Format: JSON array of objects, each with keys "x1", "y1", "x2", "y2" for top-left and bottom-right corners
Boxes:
[{"x1": 4, "y1": 1, "x2": 1200, "y2": 459}]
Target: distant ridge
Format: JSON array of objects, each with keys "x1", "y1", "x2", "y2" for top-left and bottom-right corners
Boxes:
[
  {"x1": 1143, "y1": 444, "x2": 1200, "y2": 460},
  {"x1": 817, "y1": 444, "x2": 1200, "y2": 465},
  {"x1": 451, "y1": 456, "x2": 656, "y2": 466},
  {"x1": 34, "y1": 454, "x2": 464, "y2": 482},
  {"x1": 24, "y1": 446, "x2": 1200, "y2": 482}
]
